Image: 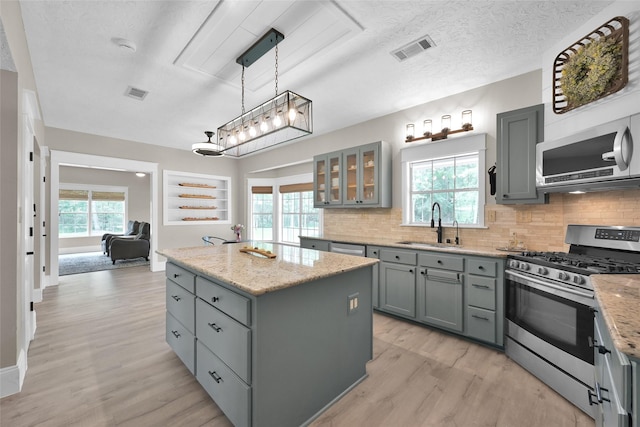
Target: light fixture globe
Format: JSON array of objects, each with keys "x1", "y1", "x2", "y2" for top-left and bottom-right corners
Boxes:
[{"x1": 192, "y1": 131, "x2": 224, "y2": 157}]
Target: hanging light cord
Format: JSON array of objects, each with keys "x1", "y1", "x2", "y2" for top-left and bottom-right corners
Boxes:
[
  {"x1": 241, "y1": 65, "x2": 246, "y2": 115},
  {"x1": 274, "y1": 43, "x2": 279, "y2": 97}
]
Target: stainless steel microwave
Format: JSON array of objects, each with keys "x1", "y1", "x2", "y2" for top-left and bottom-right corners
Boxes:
[{"x1": 536, "y1": 114, "x2": 640, "y2": 192}]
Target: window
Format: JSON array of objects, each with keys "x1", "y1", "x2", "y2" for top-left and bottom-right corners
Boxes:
[
  {"x1": 251, "y1": 186, "x2": 274, "y2": 241},
  {"x1": 248, "y1": 175, "x2": 322, "y2": 244},
  {"x1": 59, "y1": 185, "x2": 127, "y2": 238},
  {"x1": 402, "y1": 134, "x2": 486, "y2": 227},
  {"x1": 410, "y1": 154, "x2": 479, "y2": 224},
  {"x1": 280, "y1": 185, "x2": 320, "y2": 244}
]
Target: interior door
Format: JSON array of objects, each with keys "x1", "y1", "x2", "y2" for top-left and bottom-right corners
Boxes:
[{"x1": 23, "y1": 118, "x2": 35, "y2": 345}]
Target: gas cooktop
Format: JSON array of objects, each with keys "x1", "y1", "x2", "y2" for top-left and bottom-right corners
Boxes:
[{"x1": 511, "y1": 251, "x2": 640, "y2": 275}]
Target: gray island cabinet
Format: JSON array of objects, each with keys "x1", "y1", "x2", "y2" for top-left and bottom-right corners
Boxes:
[{"x1": 159, "y1": 243, "x2": 377, "y2": 427}]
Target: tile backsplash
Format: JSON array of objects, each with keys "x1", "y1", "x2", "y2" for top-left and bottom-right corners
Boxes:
[{"x1": 324, "y1": 189, "x2": 640, "y2": 252}]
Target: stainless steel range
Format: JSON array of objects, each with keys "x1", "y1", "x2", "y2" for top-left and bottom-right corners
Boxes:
[{"x1": 505, "y1": 225, "x2": 640, "y2": 418}]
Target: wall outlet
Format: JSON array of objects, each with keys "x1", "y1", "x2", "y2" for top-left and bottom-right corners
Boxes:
[
  {"x1": 487, "y1": 210, "x2": 496, "y2": 222},
  {"x1": 348, "y1": 293, "x2": 359, "y2": 315}
]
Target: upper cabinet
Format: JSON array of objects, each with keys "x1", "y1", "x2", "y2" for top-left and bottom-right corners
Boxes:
[
  {"x1": 313, "y1": 141, "x2": 391, "y2": 209},
  {"x1": 313, "y1": 151, "x2": 343, "y2": 207},
  {"x1": 496, "y1": 104, "x2": 548, "y2": 204}
]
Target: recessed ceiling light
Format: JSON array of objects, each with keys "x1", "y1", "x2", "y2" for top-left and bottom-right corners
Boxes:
[
  {"x1": 112, "y1": 37, "x2": 137, "y2": 53},
  {"x1": 135, "y1": 172, "x2": 146, "y2": 177}
]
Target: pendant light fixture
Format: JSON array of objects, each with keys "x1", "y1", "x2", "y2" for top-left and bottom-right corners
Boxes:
[
  {"x1": 214, "y1": 28, "x2": 313, "y2": 158},
  {"x1": 192, "y1": 131, "x2": 224, "y2": 157}
]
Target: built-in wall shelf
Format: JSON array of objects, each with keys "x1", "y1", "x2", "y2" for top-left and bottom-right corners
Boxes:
[{"x1": 163, "y1": 170, "x2": 231, "y2": 225}]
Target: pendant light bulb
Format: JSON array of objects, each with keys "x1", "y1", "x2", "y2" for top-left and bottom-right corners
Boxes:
[
  {"x1": 229, "y1": 134, "x2": 237, "y2": 145},
  {"x1": 249, "y1": 124, "x2": 257, "y2": 137},
  {"x1": 273, "y1": 113, "x2": 282, "y2": 127},
  {"x1": 260, "y1": 119, "x2": 269, "y2": 133},
  {"x1": 239, "y1": 130, "x2": 246, "y2": 141},
  {"x1": 288, "y1": 108, "x2": 297, "y2": 122}
]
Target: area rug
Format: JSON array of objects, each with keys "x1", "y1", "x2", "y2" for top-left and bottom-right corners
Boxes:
[{"x1": 58, "y1": 251, "x2": 149, "y2": 276}]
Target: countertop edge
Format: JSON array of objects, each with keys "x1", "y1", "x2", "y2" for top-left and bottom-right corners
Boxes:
[{"x1": 592, "y1": 274, "x2": 640, "y2": 360}]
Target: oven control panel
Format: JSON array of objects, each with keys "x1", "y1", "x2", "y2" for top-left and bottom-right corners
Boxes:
[{"x1": 595, "y1": 228, "x2": 640, "y2": 242}]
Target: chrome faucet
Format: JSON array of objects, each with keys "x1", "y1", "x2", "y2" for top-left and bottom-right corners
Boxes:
[
  {"x1": 431, "y1": 202, "x2": 443, "y2": 243},
  {"x1": 453, "y1": 220, "x2": 460, "y2": 245}
]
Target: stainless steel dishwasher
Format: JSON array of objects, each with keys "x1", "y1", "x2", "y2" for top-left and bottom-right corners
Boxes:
[{"x1": 329, "y1": 242, "x2": 366, "y2": 257}]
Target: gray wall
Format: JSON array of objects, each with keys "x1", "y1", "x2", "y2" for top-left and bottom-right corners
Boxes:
[
  {"x1": 58, "y1": 166, "x2": 151, "y2": 252},
  {"x1": 46, "y1": 127, "x2": 243, "y2": 253},
  {"x1": 239, "y1": 70, "x2": 543, "y2": 209}
]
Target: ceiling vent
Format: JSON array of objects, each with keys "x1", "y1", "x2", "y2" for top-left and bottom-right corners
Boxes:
[
  {"x1": 125, "y1": 86, "x2": 148, "y2": 101},
  {"x1": 391, "y1": 34, "x2": 436, "y2": 62}
]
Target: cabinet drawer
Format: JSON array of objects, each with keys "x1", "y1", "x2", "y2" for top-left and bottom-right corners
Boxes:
[
  {"x1": 196, "y1": 277, "x2": 251, "y2": 326},
  {"x1": 418, "y1": 253, "x2": 464, "y2": 272},
  {"x1": 196, "y1": 341, "x2": 251, "y2": 427},
  {"x1": 300, "y1": 238, "x2": 330, "y2": 251},
  {"x1": 467, "y1": 259, "x2": 498, "y2": 277},
  {"x1": 466, "y1": 306, "x2": 496, "y2": 344},
  {"x1": 166, "y1": 311, "x2": 195, "y2": 375},
  {"x1": 196, "y1": 298, "x2": 251, "y2": 384},
  {"x1": 166, "y1": 263, "x2": 196, "y2": 293},
  {"x1": 380, "y1": 249, "x2": 417, "y2": 265},
  {"x1": 467, "y1": 276, "x2": 496, "y2": 310},
  {"x1": 166, "y1": 280, "x2": 195, "y2": 334}
]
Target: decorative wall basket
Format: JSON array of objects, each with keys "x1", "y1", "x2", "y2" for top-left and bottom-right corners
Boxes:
[{"x1": 552, "y1": 16, "x2": 629, "y2": 114}]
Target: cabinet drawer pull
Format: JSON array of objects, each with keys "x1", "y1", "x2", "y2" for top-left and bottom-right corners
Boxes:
[
  {"x1": 471, "y1": 314, "x2": 490, "y2": 321},
  {"x1": 211, "y1": 296, "x2": 219, "y2": 303},
  {"x1": 173, "y1": 273, "x2": 180, "y2": 278},
  {"x1": 420, "y1": 270, "x2": 426, "y2": 275},
  {"x1": 477, "y1": 266, "x2": 485, "y2": 270},
  {"x1": 208, "y1": 370, "x2": 222, "y2": 383},
  {"x1": 395, "y1": 255, "x2": 400, "y2": 259},
  {"x1": 171, "y1": 295, "x2": 181, "y2": 302},
  {"x1": 171, "y1": 330, "x2": 181, "y2": 338},
  {"x1": 437, "y1": 260, "x2": 443, "y2": 264},
  {"x1": 208, "y1": 322, "x2": 222, "y2": 333},
  {"x1": 409, "y1": 269, "x2": 414, "y2": 273},
  {"x1": 471, "y1": 284, "x2": 490, "y2": 289}
]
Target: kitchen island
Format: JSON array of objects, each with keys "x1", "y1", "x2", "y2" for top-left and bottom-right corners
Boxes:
[{"x1": 158, "y1": 243, "x2": 377, "y2": 427}]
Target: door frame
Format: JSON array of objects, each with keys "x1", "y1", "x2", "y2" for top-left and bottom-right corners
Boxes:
[{"x1": 49, "y1": 151, "x2": 160, "y2": 286}]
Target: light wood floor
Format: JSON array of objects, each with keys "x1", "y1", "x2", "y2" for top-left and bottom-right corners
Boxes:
[{"x1": 1, "y1": 266, "x2": 594, "y2": 427}]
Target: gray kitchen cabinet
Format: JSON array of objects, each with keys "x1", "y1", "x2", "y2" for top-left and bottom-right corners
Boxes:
[
  {"x1": 165, "y1": 263, "x2": 196, "y2": 374},
  {"x1": 299, "y1": 237, "x2": 330, "y2": 251},
  {"x1": 465, "y1": 256, "x2": 504, "y2": 347},
  {"x1": 417, "y1": 253, "x2": 464, "y2": 332},
  {"x1": 592, "y1": 301, "x2": 635, "y2": 427},
  {"x1": 367, "y1": 246, "x2": 382, "y2": 309},
  {"x1": 313, "y1": 141, "x2": 391, "y2": 208},
  {"x1": 379, "y1": 248, "x2": 417, "y2": 318},
  {"x1": 496, "y1": 104, "x2": 547, "y2": 204},
  {"x1": 313, "y1": 150, "x2": 343, "y2": 207},
  {"x1": 165, "y1": 261, "x2": 374, "y2": 427}
]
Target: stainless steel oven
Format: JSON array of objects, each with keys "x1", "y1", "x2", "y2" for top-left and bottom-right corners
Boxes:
[{"x1": 505, "y1": 225, "x2": 640, "y2": 418}]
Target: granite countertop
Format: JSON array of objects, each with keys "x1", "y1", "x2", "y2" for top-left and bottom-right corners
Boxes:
[
  {"x1": 158, "y1": 242, "x2": 377, "y2": 296},
  {"x1": 303, "y1": 233, "x2": 510, "y2": 258},
  {"x1": 592, "y1": 275, "x2": 640, "y2": 360}
]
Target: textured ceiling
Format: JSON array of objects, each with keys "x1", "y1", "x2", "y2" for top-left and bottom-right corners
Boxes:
[{"x1": 18, "y1": 0, "x2": 613, "y2": 154}]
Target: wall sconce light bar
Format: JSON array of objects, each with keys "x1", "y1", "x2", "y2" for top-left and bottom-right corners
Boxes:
[{"x1": 405, "y1": 110, "x2": 474, "y2": 143}]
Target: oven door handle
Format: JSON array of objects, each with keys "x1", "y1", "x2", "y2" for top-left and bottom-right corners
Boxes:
[{"x1": 506, "y1": 270, "x2": 593, "y2": 302}]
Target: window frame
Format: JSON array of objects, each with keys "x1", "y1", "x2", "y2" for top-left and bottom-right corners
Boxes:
[
  {"x1": 59, "y1": 183, "x2": 128, "y2": 238},
  {"x1": 401, "y1": 134, "x2": 486, "y2": 228},
  {"x1": 247, "y1": 174, "x2": 322, "y2": 244}
]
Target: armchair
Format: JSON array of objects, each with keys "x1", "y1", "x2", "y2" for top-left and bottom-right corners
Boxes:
[
  {"x1": 109, "y1": 222, "x2": 150, "y2": 264},
  {"x1": 101, "y1": 220, "x2": 139, "y2": 254}
]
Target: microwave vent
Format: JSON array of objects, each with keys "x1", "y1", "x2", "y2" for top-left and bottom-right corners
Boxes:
[
  {"x1": 391, "y1": 34, "x2": 436, "y2": 62},
  {"x1": 125, "y1": 86, "x2": 148, "y2": 101}
]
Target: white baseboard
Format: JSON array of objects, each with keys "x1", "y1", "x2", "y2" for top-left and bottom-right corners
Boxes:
[
  {"x1": 0, "y1": 349, "x2": 26, "y2": 398},
  {"x1": 59, "y1": 245, "x2": 101, "y2": 255}
]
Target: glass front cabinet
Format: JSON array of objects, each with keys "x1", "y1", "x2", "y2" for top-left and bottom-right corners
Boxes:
[
  {"x1": 313, "y1": 141, "x2": 391, "y2": 209},
  {"x1": 314, "y1": 151, "x2": 343, "y2": 207}
]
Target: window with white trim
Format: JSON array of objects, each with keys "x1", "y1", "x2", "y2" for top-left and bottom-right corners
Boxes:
[
  {"x1": 59, "y1": 185, "x2": 127, "y2": 237},
  {"x1": 402, "y1": 134, "x2": 486, "y2": 227},
  {"x1": 248, "y1": 175, "x2": 322, "y2": 244}
]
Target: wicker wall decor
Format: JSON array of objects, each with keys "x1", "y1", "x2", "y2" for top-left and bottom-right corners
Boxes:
[{"x1": 552, "y1": 16, "x2": 629, "y2": 114}]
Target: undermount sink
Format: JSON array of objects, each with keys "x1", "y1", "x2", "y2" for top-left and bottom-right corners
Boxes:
[{"x1": 396, "y1": 241, "x2": 462, "y2": 248}]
